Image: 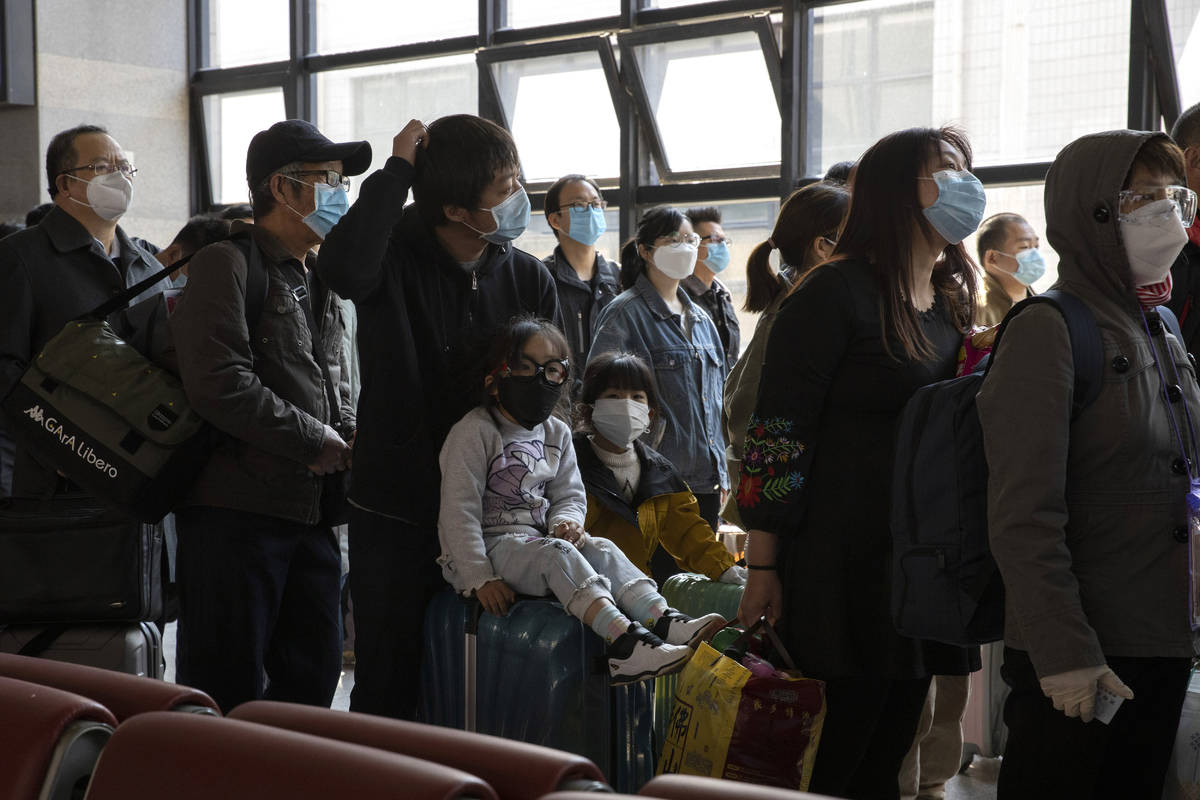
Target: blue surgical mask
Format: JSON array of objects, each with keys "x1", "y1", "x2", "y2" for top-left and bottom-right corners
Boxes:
[
  {"x1": 566, "y1": 205, "x2": 606, "y2": 247},
  {"x1": 469, "y1": 187, "x2": 531, "y2": 244},
  {"x1": 284, "y1": 176, "x2": 349, "y2": 240},
  {"x1": 921, "y1": 169, "x2": 987, "y2": 245},
  {"x1": 1000, "y1": 248, "x2": 1046, "y2": 287},
  {"x1": 702, "y1": 240, "x2": 731, "y2": 273}
]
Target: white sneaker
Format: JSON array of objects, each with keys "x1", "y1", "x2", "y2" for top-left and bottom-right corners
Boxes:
[
  {"x1": 653, "y1": 610, "x2": 726, "y2": 648},
  {"x1": 607, "y1": 623, "x2": 692, "y2": 685}
]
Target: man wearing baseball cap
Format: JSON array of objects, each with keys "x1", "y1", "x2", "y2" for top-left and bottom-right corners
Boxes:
[{"x1": 168, "y1": 120, "x2": 369, "y2": 712}]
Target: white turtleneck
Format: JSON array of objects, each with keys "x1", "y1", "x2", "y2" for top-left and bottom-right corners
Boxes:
[{"x1": 590, "y1": 436, "x2": 641, "y2": 504}]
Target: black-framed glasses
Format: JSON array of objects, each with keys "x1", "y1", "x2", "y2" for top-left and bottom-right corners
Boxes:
[
  {"x1": 555, "y1": 200, "x2": 608, "y2": 214},
  {"x1": 282, "y1": 169, "x2": 351, "y2": 191},
  {"x1": 502, "y1": 357, "x2": 570, "y2": 387},
  {"x1": 59, "y1": 161, "x2": 137, "y2": 180}
]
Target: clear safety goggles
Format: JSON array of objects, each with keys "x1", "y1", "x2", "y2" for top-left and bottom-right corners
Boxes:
[{"x1": 1117, "y1": 184, "x2": 1198, "y2": 226}]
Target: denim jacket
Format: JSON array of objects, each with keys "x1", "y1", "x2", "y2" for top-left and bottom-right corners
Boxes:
[{"x1": 589, "y1": 273, "x2": 728, "y2": 493}]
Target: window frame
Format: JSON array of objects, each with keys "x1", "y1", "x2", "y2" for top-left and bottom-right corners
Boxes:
[{"x1": 187, "y1": 0, "x2": 1183, "y2": 240}]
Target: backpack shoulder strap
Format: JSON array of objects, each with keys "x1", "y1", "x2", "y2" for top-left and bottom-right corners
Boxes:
[
  {"x1": 227, "y1": 231, "x2": 268, "y2": 330},
  {"x1": 989, "y1": 289, "x2": 1103, "y2": 417},
  {"x1": 1158, "y1": 304, "x2": 1185, "y2": 346}
]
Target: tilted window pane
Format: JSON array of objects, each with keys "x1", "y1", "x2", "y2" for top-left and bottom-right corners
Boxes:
[
  {"x1": 809, "y1": 0, "x2": 1129, "y2": 173},
  {"x1": 504, "y1": 0, "x2": 619, "y2": 28},
  {"x1": 634, "y1": 33, "x2": 781, "y2": 174},
  {"x1": 316, "y1": 0, "x2": 476, "y2": 54},
  {"x1": 1167, "y1": 0, "x2": 1200, "y2": 107},
  {"x1": 206, "y1": 0, "x2": 288, "y2": 68},
  {"x1": 316, "y1": 54, "x2": 478, "y2": 200},
  {"x1": 203, "y1": 89, "x2": 287, "y2": 205},
  {"x1": 492, "y1": 51, "x2": 620, "y2": 182}
]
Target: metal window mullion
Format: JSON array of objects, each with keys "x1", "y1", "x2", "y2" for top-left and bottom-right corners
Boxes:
[
  {"x1": 189, "y1": 89, "x2": 214, "y2": 214},
  {"x1": 781, "y1": 0, "x2": 806, "y2": 193},
  {"x1": 617, "y1": 36, "x2": 671, "y2": 176},
  {"x1": 1128, "y1": 0, "x2": 1157, "y2": 130},
  {"x1": 1143, "y1": 0, "x2": 1181, "y2": 130},
  {"x1": 754, "y1": 13, "x2": 783, "y2": 113}
]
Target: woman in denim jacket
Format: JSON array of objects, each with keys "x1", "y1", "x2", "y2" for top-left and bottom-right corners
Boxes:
[{"x1": 588, "y1": 207, "x2": 728, "y2": 545}]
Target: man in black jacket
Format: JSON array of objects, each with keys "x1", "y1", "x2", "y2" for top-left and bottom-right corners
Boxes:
[
  {"x1": 318, "y1": 114, "x2": 561, "y2": 719},
  {"x1": 541, "y1": 174, "x2": 620, "y2": 396},
  {"x1": 0, "y1": 124, "x2": 171, "y2": 497}
]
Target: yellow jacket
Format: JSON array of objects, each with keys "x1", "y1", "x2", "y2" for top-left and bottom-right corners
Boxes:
[{"x1": 575, "y1": 435, "x2": 735, "y2": 580}]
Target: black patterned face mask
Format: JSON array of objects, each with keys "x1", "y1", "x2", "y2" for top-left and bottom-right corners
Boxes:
[{"x1": 497, "y1": 373, "x2": 563, "y2": 430}]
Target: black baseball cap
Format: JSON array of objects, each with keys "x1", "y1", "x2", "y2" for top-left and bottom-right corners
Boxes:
[{"x1": 245, "y1": 119, "x2": 372, "y2": 189}]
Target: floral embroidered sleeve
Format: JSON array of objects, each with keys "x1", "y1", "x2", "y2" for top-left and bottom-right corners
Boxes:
[{"x1": 736, "y1": 265, "x2": 855, "y2": 535}]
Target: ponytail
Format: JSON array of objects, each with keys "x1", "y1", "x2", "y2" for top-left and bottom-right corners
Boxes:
[
  {"x1": 619, "y1": 238, "x2": 645, "y2": 291},
  {"x1": 743, "y1": 239, "x2": 787, "y2": 312}
]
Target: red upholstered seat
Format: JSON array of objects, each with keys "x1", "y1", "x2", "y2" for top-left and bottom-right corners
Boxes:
[
  {"x1": 0, "y1": 674, "x2": 116, "y2": 800},
  {"x1": 639, "y1": 774, "x2": 843, "y2": 799},
  {"x1": 0, "y1": 652, "x2": 218, "y2": 720},
  {"x1": 83, "y1": 712, "x2": 499, "y2": 800},
  {"x1": 229, "y1": 700, "x2": 608, "y2": 799}
]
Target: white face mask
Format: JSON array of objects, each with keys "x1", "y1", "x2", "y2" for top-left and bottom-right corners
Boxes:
[
  {"x1": 67, "y1": 171, "x2": 133, "y2": 221},
  {"x1": 651, "y1": 242, "x2": 698, "y2": 280},
  {"x1": 1120, "y1": 199, "x2": 1188, "y2": 286},
  {"x1": 592, "y1": 397, "x2": 651, "y2": 448}
]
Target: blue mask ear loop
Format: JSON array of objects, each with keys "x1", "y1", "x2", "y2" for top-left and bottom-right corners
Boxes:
[{"x1": 1141, "y1": 309, "x2": 1200, "y2": 481}]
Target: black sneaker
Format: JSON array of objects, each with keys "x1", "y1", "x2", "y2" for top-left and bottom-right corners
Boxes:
[
  {"x1": 606, "y1": 622, "x2": 692, "y2": 685},
  {"x1": 652, "y1": 610, "x2": 726, "y2": 648}
]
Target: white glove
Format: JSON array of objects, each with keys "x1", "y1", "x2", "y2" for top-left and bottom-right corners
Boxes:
[
  {"x1": 1038, "y1": 665, "x2": 1133, "y2": 723},
  {"x1": 719, "y1": 565, "x2": 748, "y2": 586}
]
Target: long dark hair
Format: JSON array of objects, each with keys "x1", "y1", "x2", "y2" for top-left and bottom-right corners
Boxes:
[
  {"x1": 745, "y1": 182, "x2": 850, "y2": 312},
  {"x1": 824, "y1": 126, "x2": 978, "y2": 360},
  {"x1": 619, "y1": 206, "x2": 687, "y2": 290}
]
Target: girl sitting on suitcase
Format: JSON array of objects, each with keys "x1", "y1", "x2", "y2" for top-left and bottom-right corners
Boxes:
[
  {"x1": 437, "y1": 314, "x2": 723, "y2": 684},
  {"x1": 574, "y1": 351, "x2": 747, "y2": 587}
]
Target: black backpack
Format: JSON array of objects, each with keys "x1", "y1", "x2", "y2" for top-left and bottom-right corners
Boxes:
[{"x1": 889, "y1": 289, "x2": 1104, "y2": 646}]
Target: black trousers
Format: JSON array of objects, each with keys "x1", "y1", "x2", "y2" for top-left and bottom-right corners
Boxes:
[
  {"x1": 998, "y1": 647, "x2": 1190, "y2": 800},
  {"x1": 175, "y1": 506, "x2": 341, "y2": 714},
  {"x1": 347, "y1": 506, "x2": 444, "y2": 720},
  {"x1": 806, "y1": 674, "x2": 933, "y2": 800}
]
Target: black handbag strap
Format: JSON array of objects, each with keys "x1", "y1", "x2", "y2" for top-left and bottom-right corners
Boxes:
[
  {"x1": 85, "y1": 255, "x2": 191, "y2": 320},
  {"x1": 729, "y1": 617, "x2": 798, "y2": 671}
]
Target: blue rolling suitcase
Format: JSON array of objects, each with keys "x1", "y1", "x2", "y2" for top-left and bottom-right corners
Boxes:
[{"x1": 419, "y1": 590, "x2": 655, "y2": 793}]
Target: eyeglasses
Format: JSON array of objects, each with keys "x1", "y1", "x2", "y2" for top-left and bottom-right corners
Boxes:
[
  {"x1": 59, "y1": 161, "x2": 137, "y2": 180},
  {"x1": 656, "y1": 232, "x2": 701, "y2": 247},
  {"x1": 700, "y1": 234, "x2": 733, "y2": 246},
  {"x1": 282, "y1": 169, "x2": 351, "y2": 191},
  {"x1": 1118, "y1": 185, "x2": 1197, "y2": 226},
  {"x1": 555, "y1": 200, "x2": 608, "y2": 214},
  {"x1": 501, "y1": 357, "x2": 570, "y2": 387}
]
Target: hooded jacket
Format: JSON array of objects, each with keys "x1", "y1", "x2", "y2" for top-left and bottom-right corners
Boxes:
[
  {"x1": 978, "y1": 130, "x2": 1200, "y2": 678},
  {"x1": 316, "y1": 157, "x2": 561, "y2": 526},
  {"x1": 575, "y1": 434, "x2": 734, "y2": 580}
]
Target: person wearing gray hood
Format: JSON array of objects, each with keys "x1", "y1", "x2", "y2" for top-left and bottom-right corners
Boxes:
[{"x1": 978, "y1": 131, "x2": 1200, "y2": 798}]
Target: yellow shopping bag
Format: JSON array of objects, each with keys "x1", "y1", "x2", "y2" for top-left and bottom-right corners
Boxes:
[{"x1": 657, "y1": 622, "x2": 826, "y2": 790}]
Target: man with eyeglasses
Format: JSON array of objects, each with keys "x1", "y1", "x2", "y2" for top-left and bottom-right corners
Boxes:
[
  {"x1": 0, "y1": 123, "x2": 170, "y2": 498},
  {"x1": 682, "y1": 207, "x2": 741, "y2": 374},
  {"x1": 542, "y1": 174, "x2": 620, "y2": 396},
  {"x1": 167, "y1": 119, "x2": 368, "y2": 713}
]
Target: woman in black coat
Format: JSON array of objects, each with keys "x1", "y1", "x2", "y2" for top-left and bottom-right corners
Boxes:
[{"x1": 736, "y1": 127, "x2": 984, "y2": 800}]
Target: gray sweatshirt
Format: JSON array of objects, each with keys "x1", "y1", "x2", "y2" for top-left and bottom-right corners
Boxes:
[{"x1": 437, "y1": 406, "x2": 587, "y2": 594}]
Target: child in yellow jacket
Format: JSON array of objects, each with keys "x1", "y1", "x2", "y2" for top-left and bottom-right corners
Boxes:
[{"x1": 574, "y1": 351, "x2": 746, "y2": 586}]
